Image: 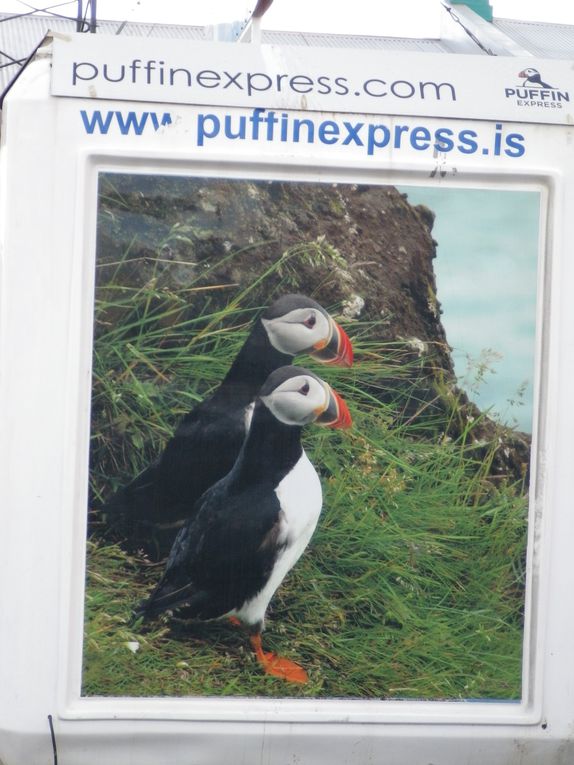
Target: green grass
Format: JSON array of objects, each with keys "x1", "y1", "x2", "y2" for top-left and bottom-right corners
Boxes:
[{"x1": 85, "y1": 204, "x2": 528, "y2": 700}]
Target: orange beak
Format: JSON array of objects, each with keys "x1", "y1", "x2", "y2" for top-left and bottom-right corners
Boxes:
[
  {"x1": 310, "y1": 318, "x2": 354, "y2": 368},
  {"x1": 316, "y1": 384, "x2": 352, "y2": 429}
]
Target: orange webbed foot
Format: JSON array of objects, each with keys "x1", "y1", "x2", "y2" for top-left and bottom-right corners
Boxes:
[{"x1": 249, "y1": 634, "x2": 308, "y2": 684}]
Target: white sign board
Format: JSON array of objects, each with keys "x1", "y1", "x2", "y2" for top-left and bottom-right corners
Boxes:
[
  {"x1": 50, "y1": 33, "x2": 574, "y2": 125},
  {"x1": 0, "y1": 31, "x2": 573, "y2": 765}
]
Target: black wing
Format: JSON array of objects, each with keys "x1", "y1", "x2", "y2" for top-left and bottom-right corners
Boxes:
[
  {"x1": 153, "y1": 401, "x2": 248, "y2": 523},
  {"x1": 99, "y1": 401, "x2": 250, "y2": 562},
  {"x1": 139, "y1": 477, "x2": 284, "y2": 621}
]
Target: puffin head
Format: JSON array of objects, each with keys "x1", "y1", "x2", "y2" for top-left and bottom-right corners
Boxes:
[
  {"x1": 260, "y1": 294, "x2": 353, "y2": 367},
  {"x1": 259, "y1": 366, "x2": 352, "y2": 429},
  {"x1": 519, "y1": 68, "x2": 538, "y2": 78}
]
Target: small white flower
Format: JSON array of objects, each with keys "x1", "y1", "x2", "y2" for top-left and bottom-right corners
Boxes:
[
  {"x1": 406, "y1": 337, "x2": 427, "y2": 356},
  {"x1": 342, "y1": 294, "x2": 365, "y2": 320}
]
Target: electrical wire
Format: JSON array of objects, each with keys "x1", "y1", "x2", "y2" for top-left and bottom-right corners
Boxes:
[
  {"x1": 47, "y1": 715, "x2": 58, "y2": 765},
  {"x1": 441, "y1": 2, "x2": 496, "y2": 55},
  {"x1": 0, "y1": 0, "x2": 94, "y2": 91},
  {"x1": 0, "y1": 56, "x2": 27, "y2": 68},
  {"x1": 10, "y1": 1, "x2": 81, "y2": 23}
]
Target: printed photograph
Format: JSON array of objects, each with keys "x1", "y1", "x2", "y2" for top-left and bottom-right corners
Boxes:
[{"x1": 84, "y1": 172, "x2": 538, "y2": 699}]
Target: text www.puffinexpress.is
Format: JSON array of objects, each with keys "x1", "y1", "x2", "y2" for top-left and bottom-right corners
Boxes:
[{"x1": 79, "y1": 108, "x2": 527, "y2": 158}]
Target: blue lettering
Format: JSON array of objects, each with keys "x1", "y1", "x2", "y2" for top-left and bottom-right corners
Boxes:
[
  {"x1": 367, "y1": 124, "x2": 391, "y2": 155},
  {"x1": 457, "y1": 130, "x2": 478, "y2": 154},
  {"x1": 81, "y1": 110, "x2": 172, "y2": 135},
  {"x1": 410, "y1": 126, "x2": 432, "y2": 150},
  {"x1": 342, "y1": 122, "x2": 364, "y2": 146},
  {"x1": 197, "y1": 113, "x2": 220, "y2": 145},
  {"x1": 505, "y1": 133, "x2": 526, "y2": 157},
  {"x1": 318, "y1": 120, "x2": 339, "y2": 144},
  {"x1": 80, "y1": 109, "x2": 114, "y2": 134},
  {"x1": 433, "y1": 127, "x2": 454, "y2": 152},
  {"x1": 114, "y1": 111, "x2": 149, "y2": 135}
]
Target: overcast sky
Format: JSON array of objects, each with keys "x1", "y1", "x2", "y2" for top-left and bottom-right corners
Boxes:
[{"x1": 1, "y1": 1, "x2": 572, "y2": 33}]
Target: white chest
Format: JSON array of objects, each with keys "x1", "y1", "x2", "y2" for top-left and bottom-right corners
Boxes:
[
  {"x1": 233, "y1": 451, "x2": 323, "y2": 627},
  {"x1": 274, "y1": 450, "x2": 323, "y2": 546}
]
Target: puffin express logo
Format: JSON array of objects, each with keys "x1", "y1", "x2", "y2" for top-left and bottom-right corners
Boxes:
[{"x1": 504, "y1": 67, "x2": 570, "y2": 110}]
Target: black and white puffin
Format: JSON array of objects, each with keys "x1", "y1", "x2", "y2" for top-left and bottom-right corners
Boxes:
[
  {"x1": 135, "y1": 366, "x2": 352, "y2": 683},
  {"x1": 519, "y1": 67, "x2": 554, "y2": 89},
  {"x1": 102, "y1": 294, "x2": 353, "y2": 555}
]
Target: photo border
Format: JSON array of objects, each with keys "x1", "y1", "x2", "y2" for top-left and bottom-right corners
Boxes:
[{"x1": 61, "y1": 150, "x2": 552, "y2": 727}]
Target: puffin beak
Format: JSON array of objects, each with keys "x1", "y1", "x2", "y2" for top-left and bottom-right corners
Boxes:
[
  {"x1": 309, "y1": 318, "x2": 354, "y2": 368},
  {"x1": 315, "y1": 384, "x2": 352, "y2": 429}
]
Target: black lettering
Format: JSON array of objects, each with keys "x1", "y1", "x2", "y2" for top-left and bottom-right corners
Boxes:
[
  {"x1": 169, "y1": 67, "x2": 192, "y2": 86},
  {"x1": 420, "y1": 81, "x2": 456, "y2": 101},
  {"x1": 222, "y1": 71, "x2": 242, "y2": 90},
  {"x1": 316, "y1": 76, "x2": 332, "y2": 95},
  {"x1": 275, "y1": 73, "x2": 289, "y2": 92},
  {"x1": 290, "y1": 75, "x2": 314, "y2": 94},
  {"x1": 334, "y1": 77, "x2": 349, "y2": 95},
  {"x1": 246, "y1": 72, "x2": 272, "y2": 96},
  {"x1": 391, "y1": 80, "x2": 416, "y2": 99},
  {"x1": 363, "y1": 78, "x2": 387, "y2": 97},
  {"x1": 72, "y1": 61, "x2": 98, "y2": 85},
  {"x1": 197, "y1": 69, "x2": 221, "y2": 88},
  {"x1": 103, "y1": 63, "x2": 126, "y2": 83}
]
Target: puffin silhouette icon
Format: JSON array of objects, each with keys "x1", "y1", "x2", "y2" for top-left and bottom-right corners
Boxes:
[{"x1": 519, "y1": 68, "x2": 554, "y2": 89}]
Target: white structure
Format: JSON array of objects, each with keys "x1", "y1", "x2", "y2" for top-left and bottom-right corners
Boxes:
[
  {"x1": 0, "y1": 2, "x2": 573, "y2": 97},
  {"x1": 0, "y1": 5, "x2": 573, "y2": 764}
]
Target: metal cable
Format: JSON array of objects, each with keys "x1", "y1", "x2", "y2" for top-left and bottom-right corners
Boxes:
[
  {"x1": 47, "y1": 715, "x2": 58, "y2": 765},
  {"x1": 10, "y1": 1, "x2": 81, "y2": 23},
  {"x1": 442, "y1": 3, "x2": 497, "y2": 55}
]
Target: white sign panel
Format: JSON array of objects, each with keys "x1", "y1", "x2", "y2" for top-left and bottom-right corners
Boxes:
[
  {"x1": 2, "y1": 31, "x2": 574, "y2": 765},
  {"x1": 50, "y1": 33, "x2": 574, "y2": 125}
]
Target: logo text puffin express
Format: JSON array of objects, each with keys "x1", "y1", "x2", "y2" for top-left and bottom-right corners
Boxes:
[{"x1": 505, "y1": 67, "x2": 570, "y2": 109}]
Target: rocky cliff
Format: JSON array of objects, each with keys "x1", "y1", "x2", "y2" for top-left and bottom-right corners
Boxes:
[{"x1": 96, "y1": 175, "x2": 530, "y2": 483}]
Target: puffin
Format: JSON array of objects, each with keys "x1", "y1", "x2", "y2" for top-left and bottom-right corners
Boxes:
[
  {"x1": 519, "y1": 67, "x2": 554, "y2": 89},
  {"x1": 135, "y1": 366, "x2": 352, "y2": 683},
  {"x1": 102, "y1": 294, "x2": 353, "y2": 555}
]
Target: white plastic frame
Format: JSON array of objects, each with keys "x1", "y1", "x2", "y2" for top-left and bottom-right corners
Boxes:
[{"x1": 1, "y1": 42, "x2": 573, "y2": 765}]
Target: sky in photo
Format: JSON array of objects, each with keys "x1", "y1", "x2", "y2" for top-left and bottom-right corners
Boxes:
[{"x1": 397, "y1": 185, "x2": 539, "y2": 433}]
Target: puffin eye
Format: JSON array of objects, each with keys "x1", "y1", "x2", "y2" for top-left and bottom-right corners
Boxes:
[
  {"x1": 303, "y1": 313, "x2": 317, "y2": 329},
  {"x1": 298, "y1": 381, "x2": 310, "y2": 396}
]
